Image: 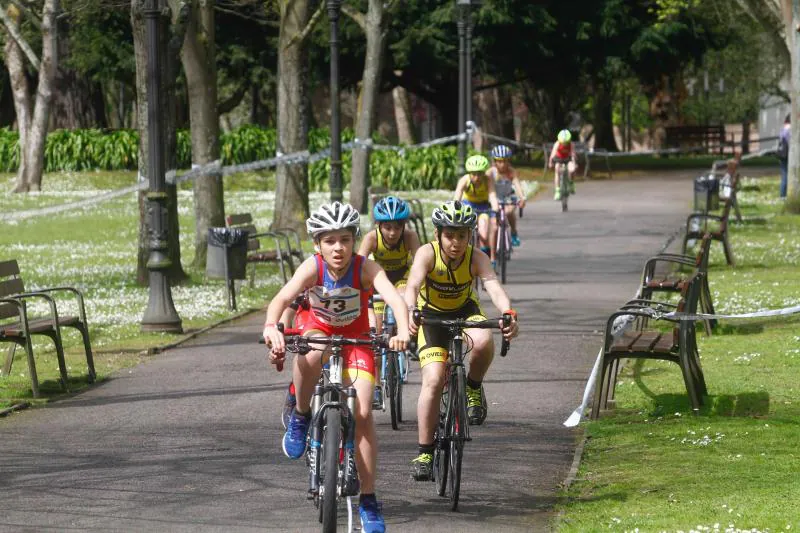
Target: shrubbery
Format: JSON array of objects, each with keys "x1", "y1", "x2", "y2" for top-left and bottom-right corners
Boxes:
[{"x1": 0, "y1": 126, "x2": 460, "y2": 191}]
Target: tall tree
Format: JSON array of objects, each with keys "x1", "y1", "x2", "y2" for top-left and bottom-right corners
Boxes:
[
  {"x1": 1, "y1": 0, "x2": 60, "y2": 193},
  {"x1": 272, "y1": 0, "x2": 320, "y2": 233},
  {"x1": 176, "y1": 0, "x2": 224, "y2": 267},
  {"x1": 344, "y1": 0, "x2": 398, "y2": 213},
  {"x1": 132, "y1": 0, "x2": 188, "y2": 284}
]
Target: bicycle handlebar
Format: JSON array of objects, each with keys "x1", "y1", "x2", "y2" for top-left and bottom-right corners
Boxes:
[{"x1": 412, "y1": 310, "x2": 513, "y2": 356}]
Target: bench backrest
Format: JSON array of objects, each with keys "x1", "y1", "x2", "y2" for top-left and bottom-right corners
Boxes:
[
  {"x1": 0, "y1": 260, "x2": 24, "y2": 320},
  {"x1": 225, "y1": 213, "x2": 260, "y2": 252}
]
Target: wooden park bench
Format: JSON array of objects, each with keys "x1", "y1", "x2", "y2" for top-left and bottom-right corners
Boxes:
[
  {"x1": 637, "y1": 232, "x2": 716, "y2": 335},
  {"x1": 0, "y1": 259, "x2": 96, "y2": 398},
  {"x1": 367, "y1": 186, "x2": 429, "y2": 243},
  {"x1": 665, "y1": 125, "x2": 726, "y2": 155},
  {"x1": 591, "y1": 272, "x2": 708, "y2": 419},
  {"x1": 225, "y1": 213, "x2": 304, "y2": 286},
  {"x1": 681, "y1": 172, "x2": 739, "y2": 266}
]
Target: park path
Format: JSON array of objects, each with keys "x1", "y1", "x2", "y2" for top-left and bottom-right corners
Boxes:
[{"x1": 0, "y1": 172, "x2": 693, "y2": 532}]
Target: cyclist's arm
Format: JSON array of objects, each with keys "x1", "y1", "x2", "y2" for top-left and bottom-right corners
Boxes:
[
  {"x1": 473, "y1": 252, "x2": 519, "y2": 338},
  {"x1": 487, "y1": 175, "x2": 500, "y2": 213},
  {"x1": 453, "y1": 175, "x2": 468, "y2": 201},
  {"x1": 405, "y1": 228, "x2": 422, "y2": 256},
  {"x1": 548, "y1": 144, "x2": 559, "y2": 167},
  {"x1": 357, "y1": 228, "x2": 377, "y2": 257},
  {"x1": 264, "y1": 257, "x2": 317, "y2": 352},
  {"x1": 510, "y1": 171, "x2": 526, "y2": 207},
  {"x1": 363, "y1": 259, "x2": 410, "y2": 349},
  {"x1": 404, "y1": 243, "x2": 435, "y2": 334}
]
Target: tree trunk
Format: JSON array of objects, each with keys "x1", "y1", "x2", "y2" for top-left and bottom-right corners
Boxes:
[
  {"x1": 740, "y1": 121, "x2": 751, "y2": 154},
  {"x1": 349, "y1": 0, "x2": 388, "y2": 213},
  {"x1": 180, "y1": 0, "x2": 223, "y2": 267},
  {"x1": 3, "y1": 4, "x2": 32, "y2": 192},
  {"x1": 392, "y1": 79, "x2": 416, "y2": 144},
  {"x1": 21, "y1": 0, "x2": 59, "y2": 192},
  {"x1": 787, "y1": 0, "x2": 800, "y2": 208},
  {"x1": 132, "y1": 0, "x2": 187, "y2": 285},
  {"x1": 273, "y1": 0, "x2": 312, "y2": 234},
  {"x1": 592, "y1": 78, "x2": 618, "y2": 152}
]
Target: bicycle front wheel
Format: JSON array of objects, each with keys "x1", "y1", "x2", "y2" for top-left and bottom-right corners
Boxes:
[
  {"x1": 498, "y1": 224, "x2": 508, "y2": 284},
  {"x1": 320, "y1": 409, "x2": 341, "y2": 532},
  {"x1": 448, "y1": 370, "x2": 466, "y2": 511},
  {"x1": 387, "y1": 352, "x2": 399, "y2": 430}
]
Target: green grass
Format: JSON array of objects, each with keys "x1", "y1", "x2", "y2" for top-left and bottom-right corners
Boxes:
[{"x1": 556, "y1": 176, "x2": 800, "y2": 531}]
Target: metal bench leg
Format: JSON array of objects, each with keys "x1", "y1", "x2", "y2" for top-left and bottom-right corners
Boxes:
[
  {"x1": 46, "y1": 331, "x2": 70, "y2": 391},
  {"x1": 722, "y1": 233, "x2": 735, "y2": 266},
  {"x1": 76, "y1": 324, "x2": 97, "y2": 383},
  {"x1": 591, "y1": 355, "x2": 610, "y2": 419},
  {"x1": 4, "y1": 344, "x2": 16, "y2": 376},
  {"x1": 21, "y1": 337, "x2": 41, "y2": 398}
]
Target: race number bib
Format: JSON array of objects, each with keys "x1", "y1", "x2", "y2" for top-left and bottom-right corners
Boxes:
[{"x1": 309, "y1": 285, "x2": 362, "y2": 327}]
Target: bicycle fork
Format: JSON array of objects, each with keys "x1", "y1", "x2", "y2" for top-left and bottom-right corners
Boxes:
[{"x1": 307, "y1": 385, "x2": 359, "y2": 499}]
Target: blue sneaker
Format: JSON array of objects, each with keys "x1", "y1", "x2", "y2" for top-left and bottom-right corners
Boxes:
[
  {"x1": 358, "y1": 496, "x2": 386, "y2": 533},
  {"x1": 511, "y1": 234, "x2": 521, "y2": 247},
  {"x1": 282, "y1": 410, "x2": 310, "y2": 459}
]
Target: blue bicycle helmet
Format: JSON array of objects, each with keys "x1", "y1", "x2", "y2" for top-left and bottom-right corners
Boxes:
[
  {"x1": 491, "y1": 145, "x2": 512, "y2": 159},
  {"x1": 373, "y1": 195, "x2": 411, "y2": 222}
]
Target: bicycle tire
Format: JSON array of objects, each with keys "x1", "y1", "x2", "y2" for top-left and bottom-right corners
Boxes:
[
  {"x1": 448, "y1": 369, "x2": 466, "y2": 511},
  {"x1": 560, "y1": 168, "x2": 569, "y2": 213},
  {"x1": 434, "y1": 429, "x2": 449, "y2": 497},
  {"x1": 321, "y1": 408, "x2": 341, "y2": 533},
  {"x1": 395, "y1": 352, "x2": 404, "y2": 423},
  {"x1": 499, "y1": 222, "x2": 507, "y2": 284},
  {"x1": 387, "y1": 352, "x2": 399, "y2": 430}
]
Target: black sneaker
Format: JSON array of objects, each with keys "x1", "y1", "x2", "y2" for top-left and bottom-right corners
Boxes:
[
  {"x1": 466, "y1": 383, "x2": 487, "y2": 426},
  {"x1": 411, "y1": 452, "x2": 433, "y2": 481}
]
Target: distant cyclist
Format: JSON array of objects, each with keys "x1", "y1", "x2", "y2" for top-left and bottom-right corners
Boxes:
[
  {"x1": 454, "y1": 154, "x2": 499, "y2": 266},
  {"x1": 548, "y1": 129, "x2": 578, "y2": 201},
  {"x1": 488, "y1": 145, "x2": 526, "y2": 247}
]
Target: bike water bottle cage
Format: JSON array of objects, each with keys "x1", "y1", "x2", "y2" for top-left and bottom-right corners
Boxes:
[{"x1": 373, "y1": 195, "x2": 411, "y2": 222}]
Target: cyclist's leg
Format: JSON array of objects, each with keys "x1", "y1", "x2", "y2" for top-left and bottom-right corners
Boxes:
[
  {"x1": 505, "y1": 204, "x2": 518, "y2": 239},
  {"x1": 464, "y1": 327, "x2": 494, "y2": 382},
  {"x1": 567, "y1": 161, "x2": 577, "y2": 193},
  {"x1": 283, "y1": 326, "x2": 326, "y2": 458},
  {"x1": 344, "y1": 347, "x2": 380, "y2": 494},
  {"x1": 488, "y1": 213, "x2": 497, "y2": 262},
  {"x1": 476, "y1": 212, "x2": 490, "y2": 253},
  {"x1": 412, "y1": 323, "x2": 448, "y2": 479}
]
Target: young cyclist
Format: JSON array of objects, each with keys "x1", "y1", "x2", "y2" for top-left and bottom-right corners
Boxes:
[
  {"x1": 358, "y1": 196, "x2": 421, "y2": 408},
  {"x1": 403, "y1": 200, "x2": 519, "y2": 481},
  {"x1": 488, "y1": 144, "x2": 526, "y2": 247},
  {"x1": 453, "y1": 154, "x2": 500, "y2": 266},
  {"x1": 548, "y1": 129, "x2": 578, "y2": 201},
  {"x1": 263, "y1": 201, "x2": 410, "y2": 533}
]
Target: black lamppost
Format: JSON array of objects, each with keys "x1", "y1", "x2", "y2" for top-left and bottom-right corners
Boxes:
[
  {"x1": 456, "y1": 0, "x2": 479, "y2": 174},
  {"x1": 141, "y1": 0, "x2": 182, "y2": 333},
  {"x1": 328, "y1": 0, "x2": 343, "y2": 203}
]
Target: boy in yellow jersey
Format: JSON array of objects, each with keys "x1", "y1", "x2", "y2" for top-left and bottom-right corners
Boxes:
[
  {"x1": 454, "y1": 154, "x2": 500, "y2": 266},
  {"x1": 358, "y1": 196, "x2": 421, "y2": 407},
  {"x1": 403, "y1": 200, "x2": 519, "y2": 481}
]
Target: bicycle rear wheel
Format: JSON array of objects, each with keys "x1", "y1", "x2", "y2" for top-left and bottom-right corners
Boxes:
[
  {"x1": 320, "y1": 409, "x2": 341, "y2": 532},
  {"x1": 387, "y1": 352, "x2": 399, "y2": 430}
]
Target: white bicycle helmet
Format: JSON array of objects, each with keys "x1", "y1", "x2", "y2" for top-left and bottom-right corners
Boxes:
[{"x1": 306, "y1": 201, "x2": 361, "y2": 238}]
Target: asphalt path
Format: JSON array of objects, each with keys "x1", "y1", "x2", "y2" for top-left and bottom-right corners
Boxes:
[{"x1": 0, "y1": 173, "x2": 693, "y2": 532}]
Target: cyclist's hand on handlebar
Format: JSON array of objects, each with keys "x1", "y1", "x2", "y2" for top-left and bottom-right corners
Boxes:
[
  {"x1": 501, "y1": 315, "x2": 519, "y2": 340},
  {"x1": 408, "y1": 310, "x2": 419, "y2": 336},
  {"x1": 263, "y1": 324, "x2": 286, "y2": 357},
  {"x1": 389, "y1": 333, "x2": 409, "y2": 352},
  {"x1": 517, "y1": 198, "x2": 526, "y2": 209}
]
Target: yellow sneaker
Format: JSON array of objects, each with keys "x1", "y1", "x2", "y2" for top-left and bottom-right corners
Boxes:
[
  {"x1": 411, "y1": 452, "x2": 433, "y2": 481},
  {"x1": 554, "y1": 189, "x2": 561, "y2": 201}
]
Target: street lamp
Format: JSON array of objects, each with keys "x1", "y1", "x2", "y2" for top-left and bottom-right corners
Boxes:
[
  {"x1": 457, "y1": 0, "x2": 480, "y2": 174},
  {"x1": 141, "y1": 0, "x2": 182, "y2": 333},
  {"x1": 328, "y1": 0, "x2": 343, "y2": 203}
]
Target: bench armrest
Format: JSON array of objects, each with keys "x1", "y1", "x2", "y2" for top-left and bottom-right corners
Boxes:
[
  {"x1": 30, "y1": 286, "x2": 88, "y2": 323},
  {"x1": 9, "y1": 292, "x2": 61, "y2": 332}
]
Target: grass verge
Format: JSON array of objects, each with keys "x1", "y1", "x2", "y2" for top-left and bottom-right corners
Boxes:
[{"x1": 556, "y1": 175, "x2": 800, "y2": 532}]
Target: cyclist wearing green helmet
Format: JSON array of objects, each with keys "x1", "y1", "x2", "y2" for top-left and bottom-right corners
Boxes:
[
  {"x1": 454, "y1": 154, "x2": 500, "y2": 266},
  {"x1": 404, "y1": 200, "x2": 519, "y2": 481},
  {"x1": 548, "y1": 129, "x2": 577, "y2": 200}
]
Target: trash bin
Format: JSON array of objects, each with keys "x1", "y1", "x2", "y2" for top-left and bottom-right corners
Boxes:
[
  {"x1": 207, "y1": 227, "x2": 249, "y2": 311},
  {"x1": 207, "y1": 227, "x2": 249, "y2": 280},
  {"x1": 693, "y1": 175, "x2": 720, "y2": 212}
]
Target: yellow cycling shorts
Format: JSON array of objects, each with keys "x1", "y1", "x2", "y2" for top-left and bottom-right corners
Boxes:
[
  {"x1": 373, "y1": 270, "x2": 408, "y2": 315},
  {"x1": 416, "y1": 300, "x2": 486, "y2": 368}
]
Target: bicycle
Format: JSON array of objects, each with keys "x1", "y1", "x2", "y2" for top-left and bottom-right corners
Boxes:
[
  {"x1": 553, "y1": 156, "x2": 571, "y2": 212},
  {"x1": 265, "y1": 325, "x2": 388, "y2": 533},
  {"x1": 495, "y1": 198, "x2": 517, "y2": 285},
  {"x1": 372, "y1": 295, "x2": 409, "y2": 430},
  {"x1": 412, "y1": 309, "x2": 512, "y2": 511}
]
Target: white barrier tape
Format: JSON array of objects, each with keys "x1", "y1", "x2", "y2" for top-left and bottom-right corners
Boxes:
[
  {"x1": 646, "y1": 303, "x2": 800, "y2": 322},
  {"x1": 711, "y1": 147, "x2": 776, "y2": 171}
]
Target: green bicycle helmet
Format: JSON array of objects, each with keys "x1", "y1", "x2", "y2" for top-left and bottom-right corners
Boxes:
[
  {"x1": 465, "y1": 154, "x2": 490, "y2": 173},
  {"x1": 431, "y1": 200, "x2": 477, "y2": 229},
  {"x1": 557, "y1": 129, "x2": 572, "y2": 144}
]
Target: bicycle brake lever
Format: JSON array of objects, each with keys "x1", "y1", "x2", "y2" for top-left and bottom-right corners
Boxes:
[{"x1": 501, "y1": 339, "x2": 510, "y2": 357}]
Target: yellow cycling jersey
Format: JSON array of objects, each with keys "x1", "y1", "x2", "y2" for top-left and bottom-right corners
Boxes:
[
  {"x1": 462, "y1": 175, "x2": 489, "y2": 203},
  {"x1": 418, "y1": 242, "x2": 477, "y2": 311},
  {"x1": 373, "y1": 228, "x2": 412, "y2": 273}
]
